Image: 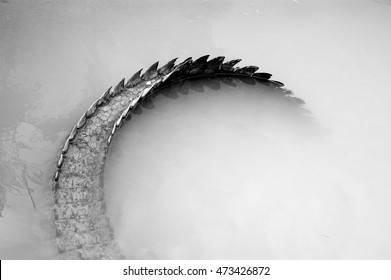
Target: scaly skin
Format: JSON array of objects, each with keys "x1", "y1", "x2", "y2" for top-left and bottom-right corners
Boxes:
[{"x1": 52, "y1": 55, "x2": 292, "y2": 259}]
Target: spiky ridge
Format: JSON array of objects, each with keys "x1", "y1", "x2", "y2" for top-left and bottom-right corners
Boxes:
[{"x1": 52, "y1": 56, "x2": 288, "y2": 259}]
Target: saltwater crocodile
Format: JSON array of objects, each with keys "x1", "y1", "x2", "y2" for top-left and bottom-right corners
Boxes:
[{"x1": 51, "y1": 55, "x2": 297, "y2": 259}]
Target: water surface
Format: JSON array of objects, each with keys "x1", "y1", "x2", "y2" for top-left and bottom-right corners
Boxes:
[{"x1": 1, "y1": 0, "x2": 391, "y2": 259}]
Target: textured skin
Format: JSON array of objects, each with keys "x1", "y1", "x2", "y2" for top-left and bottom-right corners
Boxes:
[{"x1": 52, "y1": 56, "x2": 289, "y2": 259}]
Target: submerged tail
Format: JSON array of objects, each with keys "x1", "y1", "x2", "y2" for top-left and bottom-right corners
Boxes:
[{"x1": 51, "y1": 56, "x2": 291, "y2": 259}]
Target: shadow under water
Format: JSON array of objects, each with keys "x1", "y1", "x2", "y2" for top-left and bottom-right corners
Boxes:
[
  {"x1": 133, "y1": 76, "x2": 314, "y2": 128},
  {"x1": 105, "y1": 77, "x2": 328, "y2": 259}
]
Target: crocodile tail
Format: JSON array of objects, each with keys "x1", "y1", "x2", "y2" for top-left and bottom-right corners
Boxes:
[{"x1": 52, "y1": 56, "x2": 290, "y2": 259}]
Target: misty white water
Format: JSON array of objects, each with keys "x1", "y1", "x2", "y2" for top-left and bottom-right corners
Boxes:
[
  {"x1": 105, "y1": 79, "x2": 331, "y2": 259},
  {"x1": 1, "y1": 0, "x2": 391, "y2": 259},
  {"x1": 105, "y1": 77, "x2": 389, "y2": 259}
]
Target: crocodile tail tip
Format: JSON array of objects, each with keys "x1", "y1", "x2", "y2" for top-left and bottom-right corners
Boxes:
[{"x1": 252, "y1": 72, "x2": 272, "y2": 80}]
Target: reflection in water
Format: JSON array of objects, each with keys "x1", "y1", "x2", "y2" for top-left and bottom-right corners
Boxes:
[{"x1": 105, "y1": 78, "x2": 326, "y2": 259}]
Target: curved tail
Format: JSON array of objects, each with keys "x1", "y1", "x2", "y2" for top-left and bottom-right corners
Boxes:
[{"x1": 52, "y1": 56, "x2": 291, "y2": 259}]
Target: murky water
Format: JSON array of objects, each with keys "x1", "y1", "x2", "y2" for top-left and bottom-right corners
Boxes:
[{"x1": 1, "y1": 0, "x2": 391, "y2": 259}]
